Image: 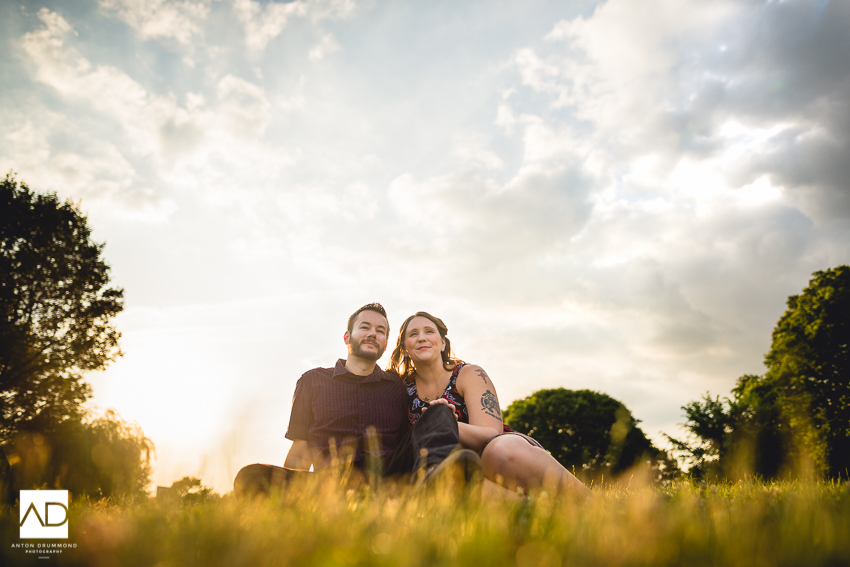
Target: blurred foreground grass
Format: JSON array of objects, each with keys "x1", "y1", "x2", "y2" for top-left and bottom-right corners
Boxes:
[{"x1": 3, "y1": 474, "x2": 850, "y2": 566}]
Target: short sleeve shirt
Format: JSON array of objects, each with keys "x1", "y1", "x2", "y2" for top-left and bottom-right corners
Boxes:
[{"x1": 285, "y1": 359, "x2": 408, "y2": 467}]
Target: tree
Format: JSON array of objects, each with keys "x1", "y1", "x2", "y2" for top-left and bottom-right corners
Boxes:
[
  {"x1": 664, "y1": 380, "x2": 784, "y2": 480},
  {"x1": 669, "y1": 266, "x2": 850, "y2": 479},
  {"x1": 167, "y1": 476, "x2": 219, "y2": 505},
  {"x1": 7, "y1": 410, "x2": 153, "y2": 499},
  {"x1": 503, "y1": 388, "x2": 676, "y2": 481},
  {"x1": 761, "y1": 266, "x2": 850, "y2": 477},
  {"x1": 0, "y1": 173, "x2": 124, "y2": 442},
  {"x1": 663, "y1": 393, "x2": 735, "y2": 478}
]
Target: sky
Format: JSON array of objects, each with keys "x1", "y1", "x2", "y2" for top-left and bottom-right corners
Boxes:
[{"x1": 2, "y1": 0, "x2": 849, "y2": 494}]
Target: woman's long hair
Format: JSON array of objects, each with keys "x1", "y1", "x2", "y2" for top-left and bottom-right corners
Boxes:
[{"x1": 387, "y1": 311, "x2": 463, "y2": 379}]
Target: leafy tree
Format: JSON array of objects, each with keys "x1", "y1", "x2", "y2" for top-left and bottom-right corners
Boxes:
[
  {"x1": 664, "y1": 393, "x2": 734, "y2": 477},
  {"x1": 168, "y1": 476, "x2": 219, "y2": 505},
  {"x1": 664, "y1": 380, "x2": 784, "y2": 480},
  {"x1": 503, "y1": 388, "x2": 676, "y2": 481},
  {"x1": 761, "y1": 266, "x2": 850, "y2": 477},
  {"x1": 6, "y1": 410, "x2": 153, "y2": 499},
  {"x1": 669, "y1": 266, "x2": 850, "y2": 479},
  {"x1": 0, "y1": 173, "x2": 124, "y2": 442}
]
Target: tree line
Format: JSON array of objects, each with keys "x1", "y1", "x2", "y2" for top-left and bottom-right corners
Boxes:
[{"x1": 2, "y1": 173, "x2": 848, "y2": 501}]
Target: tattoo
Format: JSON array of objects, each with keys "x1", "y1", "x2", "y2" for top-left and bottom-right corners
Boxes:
[
  {"x1": 476, "y1": 368, "x2": 490, "y2": 383},
  {"x1": 481, "y1": 390, "x2": 501, "y2": 420}
]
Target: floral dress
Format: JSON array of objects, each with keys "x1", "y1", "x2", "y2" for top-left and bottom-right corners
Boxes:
[
  {"x1": 404, "y1": 363, "x2": 544, "y2": 452},
  {"x1": 404, "y1": 363, "x2": 536, "y2": 442}
]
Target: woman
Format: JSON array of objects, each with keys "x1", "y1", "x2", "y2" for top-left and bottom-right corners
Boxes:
[{"x1": 388, "y1": 311, "x2": 591, "y2": 497}]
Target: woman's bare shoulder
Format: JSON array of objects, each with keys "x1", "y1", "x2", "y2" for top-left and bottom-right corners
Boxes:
[{"x1": 457, "y1": 364, "x2": 493, "y2": 385}]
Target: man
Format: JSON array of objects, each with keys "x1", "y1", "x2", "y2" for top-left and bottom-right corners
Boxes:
[
  {"x1": 284, "y1": 302, "x2": 406, "y2": 471},
  {"x1": 234, "y1": 303, "x2": 481, "y2": 496}
]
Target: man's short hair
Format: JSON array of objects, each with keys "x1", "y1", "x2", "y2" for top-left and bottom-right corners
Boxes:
[{"x1": 347, "y1": 303, "x2": 389, "y2": 334}]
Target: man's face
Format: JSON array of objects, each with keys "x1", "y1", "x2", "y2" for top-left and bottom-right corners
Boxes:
[{"x1": 344, "y1": 310, "x2": 389, "y2": 361}]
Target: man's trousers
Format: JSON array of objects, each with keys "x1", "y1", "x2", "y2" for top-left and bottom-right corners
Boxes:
[{"x1": 234, "y1": 404, "x2": 461, "y2": 496}]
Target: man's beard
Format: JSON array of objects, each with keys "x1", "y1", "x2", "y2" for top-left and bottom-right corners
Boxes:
[{"x1": 350, "y1": 337, "x2": 386, "y2": 361}]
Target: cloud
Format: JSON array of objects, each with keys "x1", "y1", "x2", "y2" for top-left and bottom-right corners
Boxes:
[
  {"x1": 21, "y1": 9, "x2": 178, "y2": 158},
  {"x1": 452, "y1": 135, "x2": 504, "y2": 171},
  {"x1": 233, "y1": 0, "x2": 308, "y2": 53},
  {"x1": 233, "y1": 0, "x2": 356, "y2": 52},
  {"x1": 308, "y1": 33, "x2": 340, "y2": 61},
  {"x1": 99, "y1": 0, "x2": 211, "y2": 45},
  {"x1": 0, "y1": 108, "x2": 176, "y2": 224},
  {"x1": 538, "y1": 0, "x2": 850, "y2": 224},
  {"x1": 429, "y1": 0, "x2": 850, "y2": 431},
  {"x1": 16, "y1": 9, "x2": 300, "y2": 216},
  {"x1": 216, "y1": 74, "x2": 272, "y2": 137},
  {"x1": 386, "y1": 159, "x2": 593, "y2": 305},
  {"x1": 501, "y1": 0, "x2": 849, "y2": 264}
]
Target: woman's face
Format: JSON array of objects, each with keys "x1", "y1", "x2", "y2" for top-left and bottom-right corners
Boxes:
[{"x1": 404, "y1": 316, "x2": 446, "y2": 366}]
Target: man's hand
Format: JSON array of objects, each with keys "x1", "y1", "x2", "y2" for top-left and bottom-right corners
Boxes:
[{"x1": 284, "y1": 440, "x2": 313, "y2": 470}]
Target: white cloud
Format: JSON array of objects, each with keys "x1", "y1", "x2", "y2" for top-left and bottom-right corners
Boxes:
[
  {"x1": 308, "y1": 33, "x2": 340, "y2": 61},
  {"x1": 99, "y1": 0, "x2": 210, "y2": 45},
  {"x1": 274, "y1": 76, "x2": 307, "y2": 112},
  {"x1": 499, "y1": 0, "x2": 849, "y2": 250},
  {"x1": 386, "y1": 159, "x2": 592, "y2": 295},
  {"x1": 233, "y1": 0, "x2": 308, "y2": 53},
  {"x1": 540, "y1": 0, "x2": 736, "y2": 125},
  {"x1": 17, "y1": 9, "x2": 301, "y2": 213},
  {"x1": 233, "y1": 0, "x2": 355, "y2": 53},
  {"x1": 216, "y1": 74, "x2": 272, "y2": 137},
  {"x1": 453, "y1": 146, "x2": 503, "y2": 171},
  {"x1": 277, "y1": 181, "x2": 378, "y2": 226},
  {"x1": 21, "y1": 9, "x2": 176, "y2": 158},
  {"x1": 494, "y1": 103, "x2": 516, "y2": 134},
  {"x1": 0, "y1": 113, "x2": 176, "y2": 224}
]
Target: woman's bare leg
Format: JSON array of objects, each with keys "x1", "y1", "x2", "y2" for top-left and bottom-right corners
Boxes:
[
  {"x1": 481, "y1": 435, "x2": 591, "y2": 498},
  {"x1": 482, "y1": 477, "x2": 521, "y2": 500}
]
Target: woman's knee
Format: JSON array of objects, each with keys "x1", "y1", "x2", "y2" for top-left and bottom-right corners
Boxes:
[{"x1": 481, "y1": 435, "x2": 530, "y2": 469}]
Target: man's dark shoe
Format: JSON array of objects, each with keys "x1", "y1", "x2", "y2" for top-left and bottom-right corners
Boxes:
[
  {"x1": 234, "y1": 464, "x2": 294, "y2": 499},
  {"x1": 421, "y1": 449, "x2": 484, "y2": 491}
]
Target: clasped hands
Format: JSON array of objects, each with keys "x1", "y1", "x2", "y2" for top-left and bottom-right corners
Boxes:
[{"x1": 421, "y1": 397, "x2": 461, "y2": 421}]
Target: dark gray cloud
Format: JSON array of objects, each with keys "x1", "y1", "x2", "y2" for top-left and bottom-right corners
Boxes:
[{"x1": 667, "y1": 0, "x2": 850, "y2": 219}]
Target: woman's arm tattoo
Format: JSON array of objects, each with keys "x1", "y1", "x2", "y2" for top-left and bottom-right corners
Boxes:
[{"x1": 481, "y1": 390, "x2": 501, "y2": 420}]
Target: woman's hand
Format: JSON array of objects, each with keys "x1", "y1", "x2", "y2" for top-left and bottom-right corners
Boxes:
[{"x1": 422, "y1": 398, "x2": 460, "y2": 420}]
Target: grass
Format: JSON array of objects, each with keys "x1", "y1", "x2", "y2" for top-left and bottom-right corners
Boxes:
[{"x1": 2, "y1": 473, "x2": 850, "y2": 566}]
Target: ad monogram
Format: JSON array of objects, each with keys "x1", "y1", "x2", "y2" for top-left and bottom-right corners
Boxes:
[{"x1": 19, "y1": 490, "x2": 69, "y2": 539}]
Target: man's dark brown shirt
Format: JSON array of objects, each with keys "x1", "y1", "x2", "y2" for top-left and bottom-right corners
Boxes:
[{"x1": 285, "y1": 359, "x2": 408, "y2": 467}]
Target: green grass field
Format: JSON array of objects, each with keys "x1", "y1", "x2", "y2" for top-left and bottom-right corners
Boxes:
[{"x1": 3, "y1": 474, "x2": 850, "y2": 566}]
